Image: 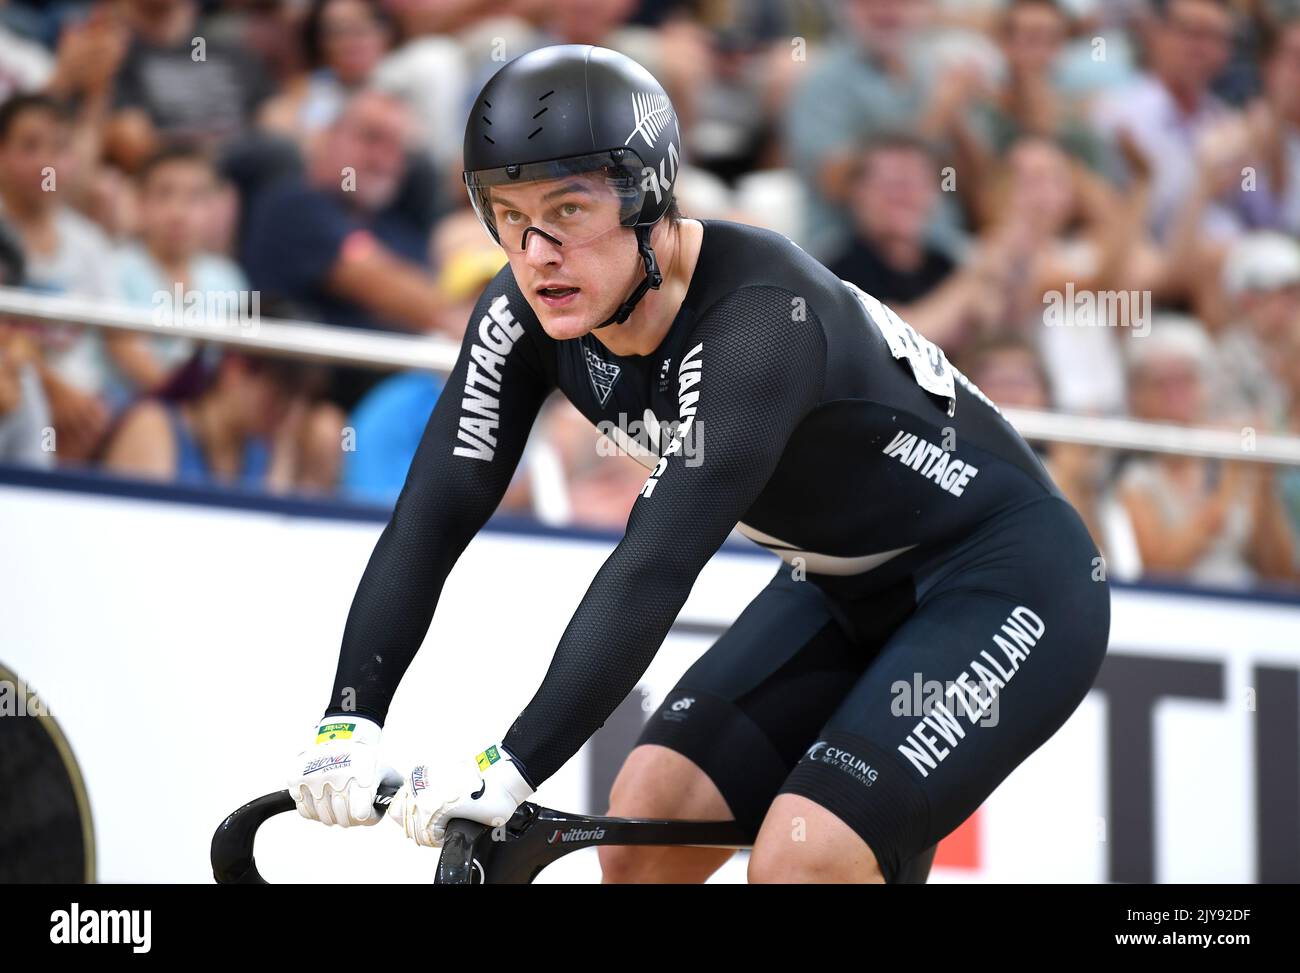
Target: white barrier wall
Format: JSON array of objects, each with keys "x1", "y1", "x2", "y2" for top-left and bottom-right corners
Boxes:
[{"x1": 1, "y1": 479, "x2": 1297, "y2": 883}]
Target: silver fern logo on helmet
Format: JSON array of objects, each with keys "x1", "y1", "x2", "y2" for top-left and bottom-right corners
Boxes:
[{"x1": 625, "y1": 91, "x2": 671, "y2": 148}]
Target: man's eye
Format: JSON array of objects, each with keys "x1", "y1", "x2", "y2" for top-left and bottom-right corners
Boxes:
[
  {"x1": 503, "y1": 210, "x2": 525, "y2": 224},
  {"x1": 558, "y1": 202, "x2": 581, "y2": 217}
]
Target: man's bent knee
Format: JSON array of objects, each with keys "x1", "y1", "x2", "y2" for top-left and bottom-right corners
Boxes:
[
  {"x1": 748, "y1": 794, "x2": 885, "y2": 884},
  {"x1": 599, "y1": 745, "x2": 736, "y2": 884}
]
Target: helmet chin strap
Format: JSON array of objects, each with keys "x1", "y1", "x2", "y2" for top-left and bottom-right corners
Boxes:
[{"x1": 593, "y1": 224, "x2": 663, "y2": 330}]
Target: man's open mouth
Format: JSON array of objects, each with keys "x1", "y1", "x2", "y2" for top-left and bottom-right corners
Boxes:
[{"x1": 538, "y1": 286, "x2": 580, "y2": 298}]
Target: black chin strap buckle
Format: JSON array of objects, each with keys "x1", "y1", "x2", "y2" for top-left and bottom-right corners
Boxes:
[{"x1": 594, "y1": 224, "x2": 663, "y2": 330}]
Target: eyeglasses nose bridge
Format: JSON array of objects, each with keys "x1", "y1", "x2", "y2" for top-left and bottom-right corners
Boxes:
[{"x1": 521, "y1": 225, "x2": 564, "y2": 254}]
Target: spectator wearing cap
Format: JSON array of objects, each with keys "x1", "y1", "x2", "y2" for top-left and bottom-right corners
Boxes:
[
  {"x1": 1117, "y1": 315, "x2": 1294, "y2": 588},
  {"x1": 0, "y1": 93, "x2": 120, "y2": 464},
  {"x1": 1212, "y1": 231, "x2": 1300, "y2": 426}
]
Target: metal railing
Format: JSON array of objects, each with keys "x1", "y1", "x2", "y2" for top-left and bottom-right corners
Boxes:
[{"x1": 4, "y1": 285, "x2": 1298, "y2": 468}]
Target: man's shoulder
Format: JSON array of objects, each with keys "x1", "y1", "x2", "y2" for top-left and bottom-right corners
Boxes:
[{"x1": 691, "y1": 219, "x2": 841, "y2": 315}]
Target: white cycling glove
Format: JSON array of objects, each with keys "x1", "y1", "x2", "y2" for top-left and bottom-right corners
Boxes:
[
  {"x1": 389, "y1": 745, "x2": 535, "y2": 848},
  {"x1": 288, "y1": 716, "x2": 401, "y2": 827}
]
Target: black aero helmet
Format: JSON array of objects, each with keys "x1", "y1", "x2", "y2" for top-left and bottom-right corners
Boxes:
[{"x1": 463, "y1": 44, "x2": 683, "y2": 328}]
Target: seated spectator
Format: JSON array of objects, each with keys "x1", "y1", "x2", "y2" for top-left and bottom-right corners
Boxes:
[
  {"x1": 535, "y1": 397, "x2": 652, "y2": 530},
  {"x1": 0, "y1": 319, "x2": 50, "y2": 467},
  {"x1": 0, "y1": 93, "x2": 119, "y2": 464},
  {"x1": 102, "y1": 348, "x2": 321, "y2": 493},
  {"x1": 0, "y1": 217, "x2": 51, "y2": 468},
  {"x1": 106, "y1": 144, "x2": 250, "y2": 412},
  {"x1": 958, "y1": 333, "x2": 1107, "y2": 550},
  {"x1": 1276, "y1": 327, "x2": 1300, "y2": 578},
  {"x1": 342, "y1": 208, "x2": 505, "y2": 504},
  {"x1": 980, "y1": 135, "x2": 1165, "y2": 413},
  {"x1": 1243, "y1": 15, "x2": 1300, "y2": 238},
  {"x1": 259, "y1": 0, "x2": 395, "y2": 146},
  {"x1": 241, "y1": 88, "x2": 447, "y2": 409},
  {"x1": 971, "y1": 0, "x2": 1107, "y2": 170},
  {"x1": 828, "y1": 134, "x2": 1006, "y2": 352},
  {"x1": 1212, "y1": 231, "x2": 1300, "y2": 426},
  {"x1": 1090, "y1": 0, "x2": 1251, "y2": 245},
  {"x1": 105, "y1": 0, "x2": 274, "y2": 172},
  {"x1": 1117, "y1": 317, "x2": 1293, "y2": 588},
  {"x1": 783, "y1": 0, "x2": 952, "y2": 258}
]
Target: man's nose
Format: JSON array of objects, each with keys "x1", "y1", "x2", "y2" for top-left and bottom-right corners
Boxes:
[{"x1": 522, "y1": 226, "x2": 563, "y2": 266}]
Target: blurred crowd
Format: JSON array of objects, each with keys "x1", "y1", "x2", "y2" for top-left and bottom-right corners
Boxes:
[{"x1": 1, "y1": 0, "x2": 1300, "y2": 592}]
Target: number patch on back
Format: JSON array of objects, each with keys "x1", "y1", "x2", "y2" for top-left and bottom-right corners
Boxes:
[{"x1": 843, "y1": 279, "x2": 956, "y2": 417}]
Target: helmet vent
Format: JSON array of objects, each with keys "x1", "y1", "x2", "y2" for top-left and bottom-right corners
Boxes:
[
  {"x1": 532, "y1": 107, "x2": 548, "y2": 119},
  {"x1": 483, "y1": 135, "x2": 495, "y2": 144},
  {"x1": 527, "y1": 127, "x2": 543, "y2": 139},
  {"x1": 539, "y1": 90, "x2": 554, "y2": 101},
  {"x1": 481, "y1": 115, "x2": 492, "y2": 125}
]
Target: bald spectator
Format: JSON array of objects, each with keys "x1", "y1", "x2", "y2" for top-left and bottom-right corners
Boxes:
[
  {"x1": 829, "y1": 134, "x2": 1014, "y2": 352},
  {"x1": 241, "y1": 88, "x2": 447, "y2": 409}
]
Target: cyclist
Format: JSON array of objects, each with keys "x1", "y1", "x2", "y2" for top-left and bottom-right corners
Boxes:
[{"x1": 288, "y1": 44, "x2": 1110, "y2": 883}]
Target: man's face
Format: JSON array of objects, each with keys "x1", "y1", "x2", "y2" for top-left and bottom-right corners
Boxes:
[
  {"x1": 0, "y1": 109, "x2": 71, "y2": 202},
  {"x1": 325, "y1": 95, "x2": 410, "y2": 212},
  {"x1": 970, "y1": 348, "x2": 1050, "y2": 409},
  {"x1": 1004, "y1": 2, "x2": 1067, "y2": 75},
  {"x1": 851, "y1": 147, "x2": 935, "y2": 245},
  {"x1": 488, "y1": 172, "x2": 642, "y2": 341},
  {"x1": 846, "y1": 0, "x2": 930, "y2": 57},
  {"x1": 318, "y1": 0, "x2": 389, "y2": 85},
  {"x1": 1131, "y1": 356, "x2": 1205, "y2": 424},
  {"x1": 139, "y1": 158, "x2": 215, "y2": 258},
  {"x1": 1154, "y1": 0, "x2": 1233, "y2": 92},
  {"x1": 1007, "y1": 138, "x2": 1075, "y2": 234},
  {"x1": 1266, "y1": 22, "x2": 1300, "y2": 120}
]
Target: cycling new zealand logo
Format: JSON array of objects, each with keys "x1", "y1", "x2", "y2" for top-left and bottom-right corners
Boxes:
[{"x1": 804, "y1": 741, "x2": 879, "y2": 787}]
